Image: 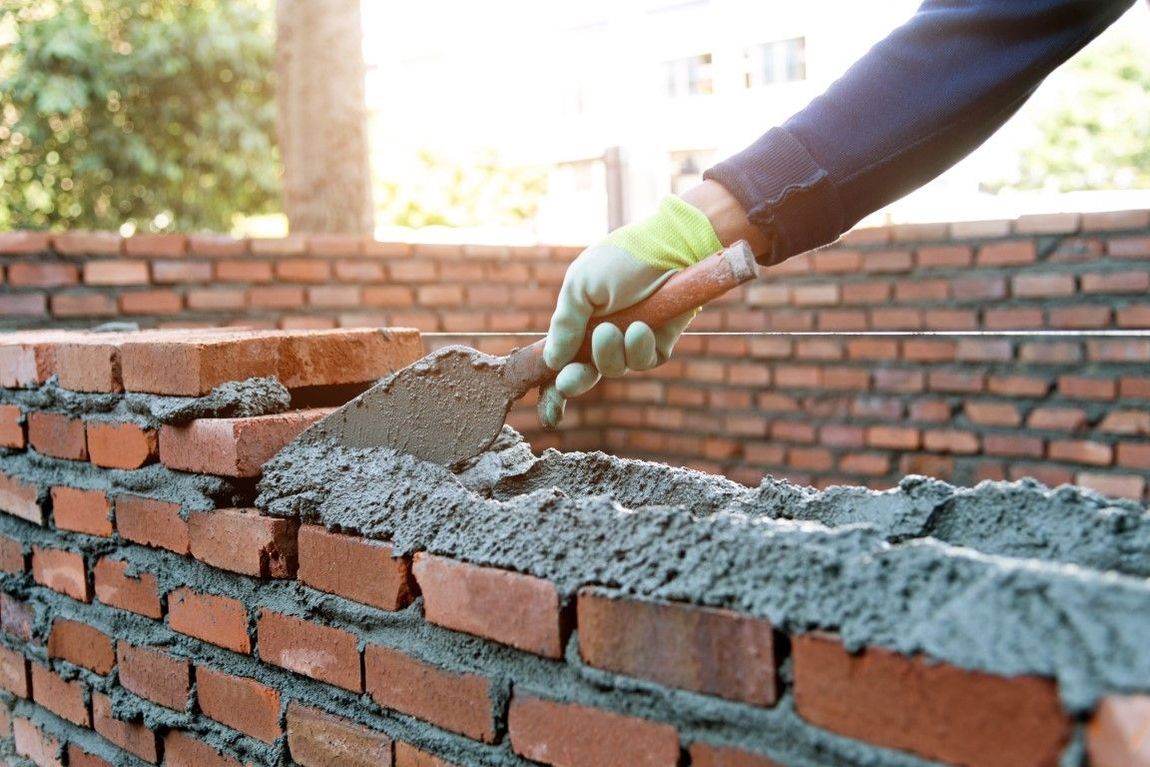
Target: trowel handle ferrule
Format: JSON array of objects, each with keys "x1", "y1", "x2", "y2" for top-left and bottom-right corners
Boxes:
[{"x1": 507, "y1": 240, "x2": 759, "y2": 395}]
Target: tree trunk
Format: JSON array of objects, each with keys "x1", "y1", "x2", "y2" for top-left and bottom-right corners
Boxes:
[{"x1": 275, "y1": 0, "x2": 373, "y2": 235}]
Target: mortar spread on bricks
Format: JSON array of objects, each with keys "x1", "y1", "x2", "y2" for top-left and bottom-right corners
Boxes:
[{"x1": 258, "y1": 426, "x2": 1150, "y2": 713}]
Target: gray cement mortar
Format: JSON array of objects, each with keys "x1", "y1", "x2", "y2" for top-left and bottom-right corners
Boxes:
[{"x1": 258, "y1": 427, "x2": 1150, "y2": 718}]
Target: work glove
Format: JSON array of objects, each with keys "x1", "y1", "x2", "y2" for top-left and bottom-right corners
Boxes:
[{"x1": 539, "y1": 195, "x2": 723, "y2": 428}]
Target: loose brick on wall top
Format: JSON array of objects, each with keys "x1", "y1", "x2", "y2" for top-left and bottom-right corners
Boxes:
[{"x1": 159, "y1": 409, "x2": 332, "y2": 478}]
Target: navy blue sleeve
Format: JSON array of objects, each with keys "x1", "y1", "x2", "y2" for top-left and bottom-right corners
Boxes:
[{"x1": 704, "y1": 0, "x2": 1136, "y2": 265}]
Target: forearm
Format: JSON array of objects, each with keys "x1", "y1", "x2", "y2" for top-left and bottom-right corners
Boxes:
[
  {"x1": 679, "y1": 180, "x2": 772, "y2": 258},
  {"x1": 705, "y1": 0, "x2": 1135, "y2": 265}
]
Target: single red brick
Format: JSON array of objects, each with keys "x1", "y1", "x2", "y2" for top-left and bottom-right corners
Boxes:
[
  {"x1": 952, "y1": 275, "x2": 1007, "y2": 301},
  {"x1": 0, "y1": 404, "x2": 25, "y2": 449},
  {"x1": 151, "y1": 259, "x2": 210, "y2": 283},
  {"x1": 1117, "y1": 444, "x2": 1150, "y2": 471},
  {"x1": 0, "y1": 534, "x2": 23, "y2": 572},
  {"x1": 119, "y1": 332, "x2": 281, "y2": 395},
  {"x1": 50, "y1": 291, "x2": 118, "y2": 317},
  {"x1": 13, "y1": 716, "x2": 63, "y2": 767},
  {"x1": 258, "y1": 609, "x2": 361, "y2": 691},
  {"x1": 160, "y1": 409, "x2": 331, "y2": 477},
  {"x1": 275, "y1": 328, "x2": 422, "y2": 389},
  {"x1": 120, "y1": 289, "x2": 184, "y2": 315},
  {"x1": 49, "y1": 486, "x2": 113, "y2": 536},
  {"x1": 28, "y1": 411, "x2": 87, "y2": 460},
  {"x1": 1081, "y1": 270, "x2": 1150, "y2": 294},
  {"x1": 1121, "y1": 377, "x2": 1150, "y2": 399},
  {"x1": 67, "y1": 745, "x2": 116, "y2": 767},
  {"x1": 196, "y1": 666, "x2": 282, "y2": 743},
  {"x1": 52, "y1": 335, "x2": 125, "y2": 392},
  {"x1": 1097, "y1": 410, "x2": 1150, "y2": 435},
  {"x1": 0, "y1": 231, "x2": 52, "y2": 254},
  {"x1": 83, "y1": 259, "x2": 150, "y2": 285},
  {"x1": 162, "y1": 587, "x2": 249, "y2": 654},
  {"x1": 187, "y1": 287, "x2": 248, "y2": 310},
  {"x1": 1027, "y1": 407, "x2": 1087, "y2": 432},
  {"x1": 508, "y1": 694, "x2": 680, "y2": 767},
  {"x1": 793, "y1": 633, "x2": 1070, "y2": 767},
  {"x1": 47, "y1": 619, "x2": 114, "y2": 674},
  {"x1": 276, "y1": 259, "x2": 331, "y2": 283},
  {"x1": 688, "y1": 741, "x2": 784, "y2": 767},
  {"x1": 0, "y1": 293, "x2": 48, "y2": 316},
  {"x1": 285, "y1": 702, "x2": 393, "y2": 767},
  {"x1": 0, "y1": 646, "x2": 30, "y2": 697},
  {"x1": 977, "y1": 240, "x2": 1036, "y2": 266},
  {"x1": 249, "y1": 285, "x2": 306, "y2": 309},
  {"x1": 874, "y1": 368, "x2": 926, "y2": 393},
  {"x1": 1076, "y1": 472, "x2": 1146, "y2": 501},
  {"x1": 1109, "y1": 235, "x2": 1150, "y2": 258},
  {"x1": 93, "y1": 557, "x2": 162, "y2": 618},
  {"x1": 984, "y1": 434, "x2": 1045, "y2": 458},
  {"x1": 964, "y1": 401, "x2": 1021, "y2": 427},
  {"x1": 364, "y1": 643, "x2": 493, "y2": 741},
  {"x1": 1087, "y1": 694, "x2": 1150, "y2": 767},
  {"x1": 297, "y1": 526, "x2": 414, "y2": 610},
  {"x1": 85, "y1": 421, "x2": 158, "y2": 470},
  {"x1": 928, "y1": 369, "x2": 985, "y2": 393},
  {"x1": 578, "y1": 590, "x2": 777, "y2": 706},
  {"x1": 215, "y1": 259, "x2": 273, "y2": 282},
  {"x1": 865, "y1": 425, "x2": 921, "y2": 450},
  {"x1": 1049, "y1": 440, "x2": 1113, "y2": 466},
  {"x1": 0, "y1": 470, "x2": 43, "y2": 524},
  {"x1": 6, "y1": 262, "x2": 79, "y2": 287},
  {"x1": 31, "y1": 662, "x2": 89, "y2": 726},
  {"x1": 840, "y1": 452, "x2": 892, "y2": 476},
  {"x1": 1011, "y1": 273, "x2": 1076, "y2": 298},
  {"x1": 394, "y1": 742, "x2": 458, "y2": 767},
  {"x1": 117, "y1": 641, "x2": 190, "y2": 710},
  {"x1": 413, "y1": 553, "x2": 567, "y2": 657},
  {"x1": 916, "y1": 244, "x2": 972, "y2": 268},
  {"x1": 114, "y1": 494, "x2": 189, "y2": 555},
  {"x1": 1059, "y1": 376, "x2": 1117, "y2": 401},
  {"x1": 188, "y1": 508, "x2": 298, "y2": 578},
  {"x1": 986, "y1": 375, "x2": 1050, "y2": 398},
  {"x1": 123, "y1": 233, "x2": 188, "y2": 257},
  {"x1": 188, "y1": 233, "x2": 248, "y2": 256},
  {"x1": 163, "y1": 731, "x2": 244, "y2": 767},
  {"x1": 32, "y1": 546, "x2": 89, "y2": 601},
  {"x1": 91, "y1": 691, "x2": 159, "y2": 762},
  {"x1": 923, "y1": 430, "x2": 981, "y2": 454}
]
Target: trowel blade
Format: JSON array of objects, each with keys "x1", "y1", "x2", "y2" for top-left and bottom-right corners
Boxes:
[{"x1": 290, "y1": 345, "x2": 518, "y2": 467}]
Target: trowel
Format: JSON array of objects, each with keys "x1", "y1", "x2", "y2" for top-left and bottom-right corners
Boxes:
[{"x1": 291, "y1": 241, "x2": 758, "y2": 466}]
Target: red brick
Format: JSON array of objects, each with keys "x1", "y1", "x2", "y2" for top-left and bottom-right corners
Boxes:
[
  {"x1": 188, "y1": 508, "x2": 298, "y2": 578},
  {"x1": 119, "y1": 332, "x2": 279, "y2": 395},
  {"x1": 32, "y1": 545, "x2": 89, "y2": 601},
  {"x1": 7, "y1": 262, "x2": 79, "y2": 287},
  {"x1": 840, "y1": 452, "x2": 892, "y2": 476},
  {"x1": 964, "y1": 401, "x2": 1021, "y2": 427},
  {"x1": 13, "y1": 716, "x2": 63, "y2": 767},
  {"x1": 308, "y1": 285, "x2": 361, "y2": 308},
  {"x1": 928, "y1": 369, "x2": 985, "y2": 393},
  {"x1": 364, "y1": 643, "x2": 493, "y2": 741},
  {"x1": 1089, "y1": 340, "x2": 1150, "y2": 363},
  {"x1": 84, "y1": 421, "x2": 158, "y2": 470},
  {"x1": 577, "y1": 590, "x2": 777, "y2": 705},
  {"x1": 285, "y1": 702, "x2": 393, "y2": 767},
  {"x1": 1109, "y1": 235, "x2": 1150, "y2": 258},
  {"x1": 0, "y1": 231, "x2": 51, "y2": 254},
  {"x1": 1117, "y1": 444, "x2": 1150, "y2": 470},
  {"x1": 788, "y1": 446, "x2": 833, "y2": 471},
  {"x1": 1088, "y1": 694, "x2": 1150, "y2": 767},
  {"x1": 187, "y1": 287, "x2": 247, "y2": 310},
  {"x1": 1049, "y1": 440, "x2": 1113, "y2": 466},
  {"x1": 0, "y1": 404, "x2": 25, "y2": 449},
  {"x1": 48, "y1": 486, "x2": 112, "y2": 536},
  {"x1": 413, "y1": 553, "x2": 566, "y2": 657},
  {"x1": 148, "y1": 259, "x2": 209, "y2": 284},
  {"x1": 916, "y1": 244, "x2": 972, "y2": 268},
  {"x1": 67, "y1": 745, "x2": 117, "y2": 767},
  {"x1": 117, "y1": 642, "x2": 190, "y2": 710},
  {"x1": 114, "y1": 494, "x2": 189, "y2": 554},
  {"x1": 168, "y1": 588, "x2": 250, "y2": 652},
  {"x1": 196, "y1": 666, "x2": 281, "y2": 743},
  {"x1": 1019, "y1": 341, "x2": 1083, "y2": 364},
  {"x1": 28, "y1": 412, "x2": 87, "y2": 460},
  {"x1": 53, "y1": 336, "x2": 125, "y2": 392},
  {"x1": 297, "y1": 525, "x2": 414, "y2": 610},
  {"x1": 394, "y1": 743, "x2": 457, "y2": 767},
  {"x1": 83, "y1": 259, "x2": 149, "y2": 285},
  {"x1": 1081, "y1": 208, "x2": 1148, "y2": 231},
  {"x1": 93, "y1": 557, "x2": 162, "y2": 618},
  {"x1": 688, "y1": 742, "x2": 783, "y2": 767},
  {"x1": 865, "y1": 426, "x2": 920, "y2": 450},
  {"x1": 163, "y1": 731, "x2": 244, "y2": 767},
  {"x1": 215, "y1": 259, "x2": 273, "y2": 282},
  {"x1": 1081, "y1": 270, "x2": 1150, "y2": 294},
  {"x1": 793, "y1": 633, "x2": 1070, "y2": 767},
  {"x1": 1098, "y1": 410, "x2": 1150, "y2": 435},
  {"x1": 188, "y1": 233, "x2": 248, "y2": 256},
  {"x1": 508, "y1": 694, "x2": 680, "y2": 767},
  {"x1": 1026, "y1": 407, "x2": 1086, "y2": 432},
  {"x1": 249, "y1": 285, "x2": 305, "y2": 308},
  {"x1": 1076, "y1": 473, "x2": 1146, "y2": 501},
  {"x1": 276, "y1": 328, "x2": 422, "y2": 388},
  {"x1": 0, "y1": 646, "x2": 30, "y2": 697},
  {"x1": 258, "y1": 609, "x2": 361, "y2": 691},
  {"x1": 985, "y1": 307, "x2": 1044, "y2": 329},
  {"x1": 47, "y1": 619, "x2": 114, "y2": 674},
  {"x1": 1011, "y1": 273, "x2": 1075, "y2": 298},
  {"x1": 811, "y1": 249, "x2": 861, "y2": 273},
  {"x1": 52, "y1": 231, "x2": 122, "y2": 255},
  {"x1": 1059, "y1": 375, "x2": 1116, "y2": 400},
  {"x1": 923, "y1": 430, "x2": 980, "y2": 454},
  {"x1": 908, "y1": 400, "x2": 952, "y2": 423},
  {"x1": 0, "y1": 470, "x2": 43, "y2": 524},
  {"x1": 31, "y1": 662, "x2": 89, "y2": 725},
  {"x1": 50, "y1": 291, "x2": 118, "y2": 317},
  {"x1": 1117, "y1": 306, "x2": 1150, "y2": 328},
  {"x1": 362, "y1": 285, "x2": 416, "y2": 307},
  {"x1": 0, "y1": 534, "x2": 23, "y2": 572},
  {"x1": 1016, "y1": 211, "x2": 1080, "y2": 234},
  {"x1": 1051, "y1": 305, "x2": 1112, "y2": 328},
  {"x1": 120, "y1": 289, "x2": 183, "y2": 315},
  {"x1": 976, "y1": 240, "x2": 1036, "y2": 266},
  {"x1": 1121, "y1": 377, "x2": 1150, "y2": 399},
  {"x1": 987, "y1": 375, "x2": 1050, "y2": 397},
  {"x1": 0, "y1": 292, "x2": 49, "y2": 316},
  {"x1": 160, "y1": 409, "x2": 329, "y2": 477},
  {"x1": 276, "y1": 259, "x2": 331, "y2": 283},
  {"x1": 91, "y1": 691, "x2": 158, "y2": 762},
  {"x1": 984, "y1": 434, "x2": 1044, "y2": 458}
]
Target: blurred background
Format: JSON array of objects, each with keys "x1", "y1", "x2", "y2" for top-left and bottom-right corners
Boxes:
[{"x1": 1, "y1": 0, "x2": 1148, "y2": 241}]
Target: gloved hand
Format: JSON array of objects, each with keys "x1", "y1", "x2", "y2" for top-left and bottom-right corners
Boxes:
[{"x1": 539, "y1": 195, "x2": 723, "y2": 428}]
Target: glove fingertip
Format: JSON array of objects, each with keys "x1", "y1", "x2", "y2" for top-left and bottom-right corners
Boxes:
[{"x1": 537, "y1": 384, "x2": 566, "y2": 429}]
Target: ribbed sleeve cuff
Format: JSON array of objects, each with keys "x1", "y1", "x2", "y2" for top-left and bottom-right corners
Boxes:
[{"x1": 703, "y1": 127, "x2": 844, "y2": 266}]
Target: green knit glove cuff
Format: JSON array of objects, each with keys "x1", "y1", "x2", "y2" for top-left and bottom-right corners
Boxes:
[{"x1": 605, "y1": 195, "x2": 723, "y2": 271}]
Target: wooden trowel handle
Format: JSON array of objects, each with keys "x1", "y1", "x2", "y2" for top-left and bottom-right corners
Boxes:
[{"x1": 505, "y1": 240, "x2": 759, "y2": 395}]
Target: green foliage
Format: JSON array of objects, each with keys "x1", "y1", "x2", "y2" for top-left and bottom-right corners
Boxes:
[
  {"x1": 376, "y1": 148, "x2": 547, "y2": 229},
  {"x1": 0, "y1": 0, "x2": 280, "y2": 232},
  {"x1": 1010, "y1": 38, "x2": 1150, "y2": 192}
]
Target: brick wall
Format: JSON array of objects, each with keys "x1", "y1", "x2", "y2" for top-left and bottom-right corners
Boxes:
[
  {"x1": 1, "y1": 209, "x2": 1149, "y2": 503},
  {"x1": 0, "y1": 328, "x2": 1148, "y2": 767}
]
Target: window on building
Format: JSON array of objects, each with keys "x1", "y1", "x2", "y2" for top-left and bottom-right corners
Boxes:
[
  {"x1": 744, "y1": 37, "x2": 806, "y2": 87},
  {"x1": 664, "y1": 53, "x2": 714, "y2": 98}
]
